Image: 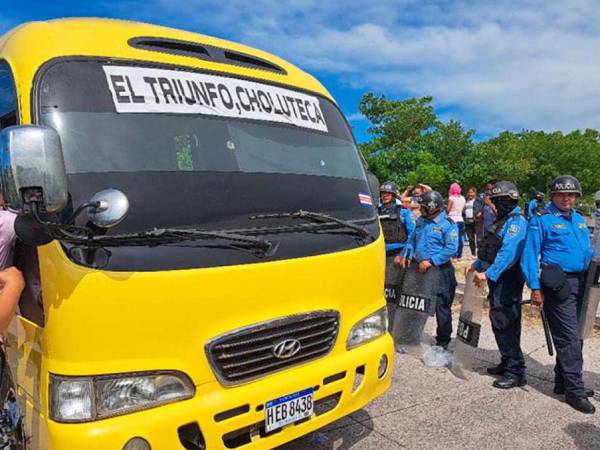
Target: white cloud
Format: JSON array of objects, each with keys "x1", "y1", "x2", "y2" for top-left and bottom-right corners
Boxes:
[
  {"x1": 346, "y1": 113, "x2": 366, "y2": 122},
  {"x1": 20, "y1": 0, "x2": 600, "y2": 134},
  {"x1": 211, "y1": 3, "x2": 600, "y2": 134}
]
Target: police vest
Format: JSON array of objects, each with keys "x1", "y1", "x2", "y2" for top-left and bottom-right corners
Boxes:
[
  {"x1": 477, "y1": 212, "x2": 523, "y2": 264},
  {"x1": 379, "y1": 205, "x2": 408, "y2": 244}
]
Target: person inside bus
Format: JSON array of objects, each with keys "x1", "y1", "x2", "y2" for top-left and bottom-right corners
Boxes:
[
  {"x1": 0, "y1": 267, "x2": 24, "y2": 333},
  {"x1": 0, "y1": 192, "x2": 24, "y2": 333},
  {"x1": 0, "y1": 193, "x2": 16, "y2": 270}
]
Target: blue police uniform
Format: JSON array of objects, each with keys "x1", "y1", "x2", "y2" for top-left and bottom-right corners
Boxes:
[
  {"x1": 379, "y1": 203, "x2": 415, "y2": 253},
  {"x1": 473, "y1": 206, "x2": 527, "y2": 378},
  {"x1": 521, "y1": 202, "x2": 594, "y2": 397},
  {"x1": 403, "y1": 211, "x2": 459, "y2": 346},
  {"x1": 380, "y1": 202, "x2": 415, "y2": 328}
]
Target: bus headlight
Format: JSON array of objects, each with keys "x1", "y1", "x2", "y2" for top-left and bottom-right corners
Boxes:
[
  {"x1": 347, "y1": 307, "x2": 388, "y2": 349},
  {"x1": 50, "y1": 378, "x2": 94, "y2": 421},
  {"x1": 50, "y1": 371, "x2": 195, "y2": 422}
]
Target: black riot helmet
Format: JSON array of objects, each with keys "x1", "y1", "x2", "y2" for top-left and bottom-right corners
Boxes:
[
  {"x1": 490, "y1": 181, "x2": 519, "y2": 219},
  {"x1": 550, "y1": 175, "x2": 582, "y2": 196},
  {"x1": 534, "y1": 191, "x2": 545, "y2": 202},
  {"x1": 379, "y1": 181, "x2": 399, "y2": 197},
  {"x1": 419, "y1": 191, "x2": 444, "y2": 217},
  {"x1": 489, "y1": 181, "x2": 519, "y2": 200}
]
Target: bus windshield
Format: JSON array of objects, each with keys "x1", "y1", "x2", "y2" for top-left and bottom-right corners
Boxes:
[{"x1": 37, "y1": 60, "x2": 376, "y2": 234}]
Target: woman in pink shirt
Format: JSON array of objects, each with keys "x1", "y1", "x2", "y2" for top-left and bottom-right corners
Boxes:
[{"x1": 447, "y1": 182, "x2": 466, "y2": 259}]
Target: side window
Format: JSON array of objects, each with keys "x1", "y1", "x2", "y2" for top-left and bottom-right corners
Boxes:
[{"x1": 0, "y1": 60, "x2": 17, "y2": 129}]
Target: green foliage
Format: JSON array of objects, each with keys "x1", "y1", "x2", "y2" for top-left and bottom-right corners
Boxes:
[{"x1": 359, "y1": 93, "x2": 600, "y2": 200}]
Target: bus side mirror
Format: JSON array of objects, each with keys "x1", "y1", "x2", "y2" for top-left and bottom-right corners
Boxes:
[
  {"x1": 87, "y1": 188, "x2": 129, "y2": 228},
  {"x1": 0, "y1": 125, "x2": 68, "y2": 214}
]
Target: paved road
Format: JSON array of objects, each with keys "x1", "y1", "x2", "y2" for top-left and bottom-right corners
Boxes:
[{"x1": 279, "y1": 312, "x2": 600, "y2": 450}]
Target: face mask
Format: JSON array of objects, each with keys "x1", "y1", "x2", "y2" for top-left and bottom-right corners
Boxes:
[
  {"x1": 421, "y1": 206, "x2": 441, "y2": 219},
  {"x1": 492, "y1": 197, "x2": 517, "y2": 218}
]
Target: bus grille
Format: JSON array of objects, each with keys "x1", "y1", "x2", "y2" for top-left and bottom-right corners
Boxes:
[{"x1": 206, "y1": 311, "x2": 340, "y2": 385}]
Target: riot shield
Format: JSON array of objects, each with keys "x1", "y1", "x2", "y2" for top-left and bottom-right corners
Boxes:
[
  {"x1": 451, "y1": 271, "x2": 486, "y2": 379},
  {"x1": 579, "y1": 260, "x2": 600, "y2": 340},
  {"x1": 389, "y1": 264, "x2": 439, "y2": 354},
  {"x1": 384, "y1": 255, "x2": 404, "y2": 330}
]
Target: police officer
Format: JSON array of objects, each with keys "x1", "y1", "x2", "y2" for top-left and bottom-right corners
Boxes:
[
  {"x1": 468, "y1": 181, "x2": 527, "y2": 388},
  {"x1": 379, "y1": 182, "x2": 415, "y2": 253},
  {"x1": 379, "y1": 182, "x2": 415, "y2": 326},
  {"x1": 527, "y1": 191, "x2": 545, "y2": 219},
  {"x1": 397, "y1": 191, "x2": 459, "y2": 348},
  {"x1": 521, "y1": 175, "x2": 595, "y2": 414}
]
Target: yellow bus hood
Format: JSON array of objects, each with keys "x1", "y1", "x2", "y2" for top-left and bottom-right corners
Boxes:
[{"x1": 37, "y1": 238, "x2": 385, "y2": 386}]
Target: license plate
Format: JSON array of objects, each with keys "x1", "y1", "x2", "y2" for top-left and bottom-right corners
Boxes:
[{"x1": 265, "y1": 388, "x2": 314, "y2": 432}]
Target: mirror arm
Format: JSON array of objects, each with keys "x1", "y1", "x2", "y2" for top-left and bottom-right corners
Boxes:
[
  {"x1": 29, "y1": 201, "x2": 95, "y2": 243},
  {"x1": 66, "y1": 201, "x2": 101, "y2": 225}
]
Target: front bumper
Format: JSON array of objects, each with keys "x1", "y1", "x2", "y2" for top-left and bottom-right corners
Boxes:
[{"x1": 47, "y1": 334, "x2": 393, "y2": 449}]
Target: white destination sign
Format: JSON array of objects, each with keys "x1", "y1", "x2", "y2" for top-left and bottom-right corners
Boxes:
[{"x1": 102, "y1": 65, "x2": 328, "y2": 132}]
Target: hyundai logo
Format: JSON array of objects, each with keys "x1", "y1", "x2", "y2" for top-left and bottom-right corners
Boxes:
[{"x1": 272, "y1": 339, "x2": 302, "y2": 359}]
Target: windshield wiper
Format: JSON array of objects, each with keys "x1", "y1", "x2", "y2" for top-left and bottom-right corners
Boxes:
[
  {"x1": 67, "y1": 228, "x2": 275, "y2": 257},
  {"x1": 249, "y1": 209, "x2": 370, "y2": 240}
]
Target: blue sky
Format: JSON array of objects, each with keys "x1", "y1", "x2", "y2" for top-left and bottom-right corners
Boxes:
[{"x1": 2, "y1": 0, "x2": 600, "y2": 142}]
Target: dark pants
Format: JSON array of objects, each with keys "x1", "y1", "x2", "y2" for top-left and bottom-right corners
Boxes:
[
  {"x1": 435, "y1": 263, "x2": 457, "y2": 346},
  {"x1": 488, "y1": 267, "x2": 525, "y2": 378},
  {"x1": 455, "y1": 221, "x2": 465, "y2": 258},
  {"x1": 465, "y1": 220, "x2": 477, "y2": 255},
  {"x1": 542, "y1": 272, "x2": 586, "y2": 397}
]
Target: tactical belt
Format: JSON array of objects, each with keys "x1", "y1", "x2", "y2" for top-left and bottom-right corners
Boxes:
[{"x1": 565, "y1": 271, "x2": 586, "y2": 277}]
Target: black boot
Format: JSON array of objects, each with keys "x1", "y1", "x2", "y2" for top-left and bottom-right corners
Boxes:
[
  {"x1": 493, "y1": 374, "x2": 527, "y2": 389},
  {"x1": 554, "y1": 385, "x2": 594, "y2": 397},
  {"x1": 566, "y1": 394, "x2": 596, "y2": 414},
  {"x1": 486, "y1": 364, "x2": 506, "y2": 375}
]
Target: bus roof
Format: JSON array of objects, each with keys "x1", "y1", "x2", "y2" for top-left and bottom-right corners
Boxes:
[{"x1": 0, "y1": 18, "x2": 333, "y2": 101}]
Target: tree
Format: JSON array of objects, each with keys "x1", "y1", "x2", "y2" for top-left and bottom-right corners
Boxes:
[
  {"x1": 358, "y1": 93, "x2": 475, "y2": 192},
  {"x1": 358, "y1": 92, "x2": 600, "y2": 202}
]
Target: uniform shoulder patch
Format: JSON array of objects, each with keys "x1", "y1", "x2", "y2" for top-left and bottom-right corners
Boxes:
[
  {"x1": 534, "y1": 207, "x2": 549, "y2": 216},
  {"x1": 507, "y1": 223, "x2": 520, "y2": 236}
]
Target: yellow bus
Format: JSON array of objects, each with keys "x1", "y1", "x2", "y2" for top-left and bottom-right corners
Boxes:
[{"x1": 0, "y1": 18, "x2": 392, "y2": 449}]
